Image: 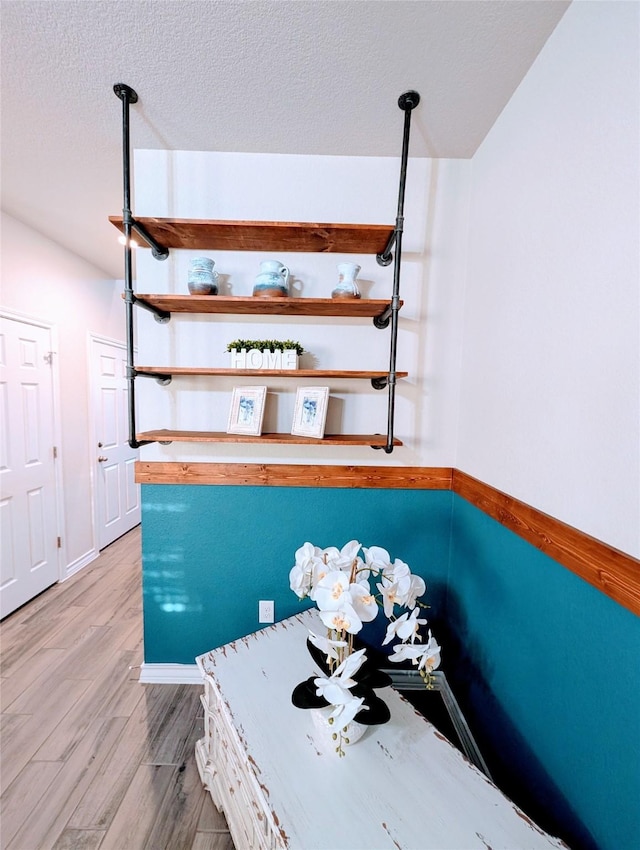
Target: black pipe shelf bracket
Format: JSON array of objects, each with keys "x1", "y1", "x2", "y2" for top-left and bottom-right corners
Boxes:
[
  {"x1": 371, "y1": 376, "x2": 388, "y2": 390},
  {"x1": 115, "y1": 82, "x2": 419, "y2": 453},
  {"x1": 373, "y1": 89, "x2": 420, "y2": 453},
  {"x1": 123, "y1": 290, "x2": 171, "y2": 324},
  {"x1": 131, "y1": 220, "x2": 170, "y2": 261},
  {"x1": 115, "y1": 83, "x2": 179, "y2": 447},
  {"x1": 134, "y1": 297, "x2": 171, "y2": 324},
  {"x1": 376, "y1": 232, "x2": 396, "y2": 268},
  {"x1": 114, "y1": 82, "x2": 159, "y2": 448},
  {"x1": 133, "y1": 295, "x2": 171, "y2": 325},
  {"x1": 373, "y1": 307, "x2": 392, "y2": 330},
  {"x1": 134, "y1": 369, "x2": 173, "y2": 386}
]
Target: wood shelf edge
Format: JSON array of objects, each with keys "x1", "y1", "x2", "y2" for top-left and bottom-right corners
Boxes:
[
  {"x1": 130, "y1": 294, "x2": 400, "y2": 319},
  {"x1": 135, "y1": 367, "x2": 408, "y2": 379},
  {"x1": 136, "y1": 430, "x2": 402, "y2": 447},
  {"x1": 109, "y1": 216, "x2": 394, "y2": 255}
]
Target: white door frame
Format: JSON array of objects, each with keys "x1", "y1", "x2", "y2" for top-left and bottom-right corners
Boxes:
[
  {"x1": 88, "y1": 333, "x2": 139, "y2": 550},
  {"x1": 0, "y1": 307, "x2": 65, "y2": 582}
]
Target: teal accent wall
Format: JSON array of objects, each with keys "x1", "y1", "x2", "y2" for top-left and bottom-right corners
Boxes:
[
  {"x1": 141, "y1": 483, "x2": 640, "y2": 850},
  {"x1": 141, "y1": 484, "x2": 453, "y2": 665},
  {"x1": 448, "y1": 496, "x2": 640, "y2": 850}
]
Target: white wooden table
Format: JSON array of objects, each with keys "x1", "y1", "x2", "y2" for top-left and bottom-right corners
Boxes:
[{"x1": 195, "y1": 610, "x2": 566, "y2": 850}]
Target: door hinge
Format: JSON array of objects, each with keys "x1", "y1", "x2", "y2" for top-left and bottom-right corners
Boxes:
[
  {"x1": 44, "y1": 351, "x2": 54, "y2": 365},
  {"x1": 53, "y1": 446, "x2": 58, "y2": 459},
  {"x1": 57, "y1": 536, "x2": 62, "y2": 549}
]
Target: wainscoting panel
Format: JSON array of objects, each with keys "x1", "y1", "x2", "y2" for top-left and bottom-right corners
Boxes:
[
  {"x1": 137, "y1": 461, "x2": 640, "y2": 617},
  {"x1": 448, "y1": 495, "x2": 640, "y2": 850},
  {"x1": 140, "y1": 482, "x2": 453, "y2": 664}
]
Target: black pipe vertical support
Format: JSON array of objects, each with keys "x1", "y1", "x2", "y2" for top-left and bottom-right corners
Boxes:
[
  {"x1": 114, "y1": 83, "x2": 148, "y2": 449},
  {"x1": 383, "y1": 90, "x2": 420, "y2": 453}
]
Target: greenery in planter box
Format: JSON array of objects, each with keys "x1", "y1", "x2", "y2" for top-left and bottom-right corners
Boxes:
[{"x1": 225, "y1": 339, "x2": 305, "y2": 356}]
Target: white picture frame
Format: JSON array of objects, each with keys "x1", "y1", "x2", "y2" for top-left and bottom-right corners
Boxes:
[
  {"x1": 227, "y1": 386, "x2": 267, "y2": 435},
  {"x1": 291, "y1": 386, "x2": 329, "y2": 439}
]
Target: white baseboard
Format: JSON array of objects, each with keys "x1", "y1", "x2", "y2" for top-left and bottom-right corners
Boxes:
[
  {"x1": 63, "y1": 548, "x2": 98, "y2": 580},
  {"x1": 139, "y1": 663, "x2": 202, "y2": 684}
]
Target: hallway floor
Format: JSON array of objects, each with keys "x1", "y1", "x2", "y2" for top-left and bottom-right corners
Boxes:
[{"x1": 0, "y1": 527, "x2": 234, "y2": 850}]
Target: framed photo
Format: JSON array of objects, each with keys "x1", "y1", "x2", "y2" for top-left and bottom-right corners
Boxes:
[
  {"x1": 227, "y1": 386, "x2": 267, "y2": 435},
  {"x1": 291, "y1": 386, "x2": 329, "y2": 439}
]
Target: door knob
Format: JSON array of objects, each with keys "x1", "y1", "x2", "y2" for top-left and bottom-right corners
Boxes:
[{"x1": 98, "y1": 455, "x2": 109, "y2": 462}]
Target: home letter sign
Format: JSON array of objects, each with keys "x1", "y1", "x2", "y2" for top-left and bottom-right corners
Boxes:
[{"x1": 229, "y1": 348, "x2": 298, "y2": 370}]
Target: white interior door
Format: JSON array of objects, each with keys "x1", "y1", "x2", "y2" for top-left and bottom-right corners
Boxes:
[
  {"x1": 0, "y1": 315, "x2": 59, "y2": 618},
  {"x1": 91, "y1": 338, "x2": 140, "y2": 550}
]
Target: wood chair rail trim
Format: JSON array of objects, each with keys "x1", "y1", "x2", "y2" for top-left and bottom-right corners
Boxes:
[
  {"x1": 451, "y1": 469, "x2": 640, "y2": 617},
  {"x1": 135, "y1": 461, "x2": 640, "y2": 616},
  {"x1": 135, "y1": 462, "x2": 452, "y2": 489}
]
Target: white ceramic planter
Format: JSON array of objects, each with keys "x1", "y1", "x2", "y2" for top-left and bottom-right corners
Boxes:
[{"x1": 310, "y1": 707, "x2": 367, "y2": 755}]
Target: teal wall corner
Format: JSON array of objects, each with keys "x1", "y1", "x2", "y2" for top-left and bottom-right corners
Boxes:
[
  {"x1": 140, "y1": 481, "x2": 639, "y2": 850},
  {"x1": 448, "y1": 494, "x2": 640, "y2": 850},
  {"x1": 140, "y1": 484, "x2": 453, "y2": 665}
]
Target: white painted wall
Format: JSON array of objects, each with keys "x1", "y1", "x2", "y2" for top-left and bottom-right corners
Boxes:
[
  {"x1": 1, "y1": 212, "x2": 125, "y2": 573},
  {"x1": 133, "y1": 151, "x2": 469, "y2": 466},
  {"x1": 129, "y1": 1, "x2": 639, "y2": 557},
  {"x1": 457, "y1": 1, "x2": 640, "y2": 557}
]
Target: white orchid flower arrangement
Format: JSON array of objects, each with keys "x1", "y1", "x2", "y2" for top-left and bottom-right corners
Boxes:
[{"x1": 290, "y1": 541, "x2": 441, "y2": 753}]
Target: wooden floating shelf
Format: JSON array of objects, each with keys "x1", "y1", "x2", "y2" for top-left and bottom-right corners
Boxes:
[
  {"x1": 135, "y1": 366, "x2": 408, "y2": 380},
  {"x1": 132, "y1": 294, "x2": 400, "y2": 319},
  {"x1": 137, "y1": 429, "x2": 402, "y2": 447},
  {"x1": 109, "y1": 216, "x2": 394, "y2": 255}
]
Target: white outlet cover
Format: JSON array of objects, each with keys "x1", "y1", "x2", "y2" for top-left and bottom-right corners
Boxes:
[{"x1": 259, "y1": 600, "x2": 275, "y2": 623}]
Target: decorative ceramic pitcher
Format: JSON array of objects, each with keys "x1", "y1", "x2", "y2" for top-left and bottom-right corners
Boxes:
[
  {"x1": 332, "y1": 262, "x2": 361, "y2": 299},
  {"x1": 188, "y1": 257, "x2": 218, "y2": 295},
  {"x1": 252, "y1": 260, "x2": 290, "y2": 298}
]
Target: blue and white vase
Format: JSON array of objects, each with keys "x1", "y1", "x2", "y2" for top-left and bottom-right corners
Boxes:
[
  {"x1": 252, "y1": 260, "x2": 290, "y2": 298},
  {"x1": 188, "y1": 257, "x2": 219, "y2": 295}
]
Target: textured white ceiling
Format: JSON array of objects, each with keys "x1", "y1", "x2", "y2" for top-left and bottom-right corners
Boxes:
[{"x1": 1, "y1": 0, "x2": 569, "y2": 278}]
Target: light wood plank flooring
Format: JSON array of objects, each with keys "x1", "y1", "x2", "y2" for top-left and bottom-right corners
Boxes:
[{"x1": 0, "y1": 527, "x2": 234, "y2": 850}]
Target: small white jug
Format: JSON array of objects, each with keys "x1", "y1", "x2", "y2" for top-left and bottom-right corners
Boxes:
[{"x1": 332, "y1": 262, "x2": 361, "y2": 299}]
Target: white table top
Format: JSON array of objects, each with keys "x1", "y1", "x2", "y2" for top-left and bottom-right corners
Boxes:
[{"x1": 196, "y1": 610, "x2": 566, "y2": 850}]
